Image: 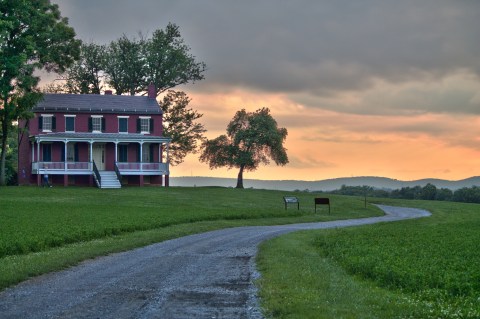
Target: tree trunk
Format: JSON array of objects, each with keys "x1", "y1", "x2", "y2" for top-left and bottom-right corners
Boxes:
[{"x1": 236, "y1": 165, "x2": 245, "y2": 189}]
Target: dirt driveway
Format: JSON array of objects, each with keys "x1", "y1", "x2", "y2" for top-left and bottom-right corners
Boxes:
[{"x1": 0, "y1": 205, "x2": 430, "y2": 318}]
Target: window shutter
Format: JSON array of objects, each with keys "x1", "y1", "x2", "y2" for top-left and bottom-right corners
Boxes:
[
  {"x1": 136, "y1": 119, "x2": 141, "y2": 133},
  {"x1": 52, "y1": 116, "x2": 56, "y2": 131},
  {"x1": 150, "y1": 119, "x2": 154, "y2": 133},
  {"x1": 61, "y1": 145, "x2": 65, "y2": 162},
  {"x1": 101, "y1": 118, "x2": 106, "y2": 132},
  {"x1": 137, "y1": 145, "x2": 141, "y2": 162},
  {"x1": 149, "y1": 144, "x2": 154, "y2": 163},
  {"x1": 88, "y1": 118, "x2": 93, "y2": 132},
  {"x1": 39, "y1": 116, "x2": 43, "y2": 130}
]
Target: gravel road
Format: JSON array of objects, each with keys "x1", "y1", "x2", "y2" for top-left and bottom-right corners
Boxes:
[{"x1": 0, "y1": 205, "x2": 430, "y2": 319}]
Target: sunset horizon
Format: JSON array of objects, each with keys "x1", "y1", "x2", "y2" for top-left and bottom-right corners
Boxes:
[{"x1": 45, "y1": 1, "x2": 480, "y2": 183}]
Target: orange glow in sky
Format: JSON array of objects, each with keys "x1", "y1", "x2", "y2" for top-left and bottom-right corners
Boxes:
[{"x1": 171, "y1": 86, "x2": 480, "y2": 182}]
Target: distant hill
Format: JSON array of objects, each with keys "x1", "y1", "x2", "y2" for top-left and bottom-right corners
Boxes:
[{"x1": 170, "y1": 176, "x2": 480, "y2": 192}]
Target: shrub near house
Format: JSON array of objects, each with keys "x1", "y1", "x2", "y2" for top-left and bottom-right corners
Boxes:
[{"x1": 18, "y1": 84, "x2": 171, "y2": 188}]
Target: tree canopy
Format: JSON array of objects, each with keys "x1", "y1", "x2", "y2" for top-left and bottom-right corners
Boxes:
[
  {"x1": 200, "y1": 108, "x2": 289, "y2": 188},
  {"x1": 44, "y1": 23, "x2": 207, "y2": 166},
  {"x1": 160, "y1": 90, "x2": 206, "y2": 165},
  {"x1": 54, "y1": 23, "x2": 206, "y2": 97},
  {"x1": 0, "y1": 0, "x2": 80, "y2": 185}
]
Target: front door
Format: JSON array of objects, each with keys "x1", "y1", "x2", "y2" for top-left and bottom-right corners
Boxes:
[{"x1": 92, "y1": 144, "x2": 105, "y2": 170}]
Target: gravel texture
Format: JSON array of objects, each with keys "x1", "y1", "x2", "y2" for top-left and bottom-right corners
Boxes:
[{"x1": 0, "y1": 205, "x2": 430, "y2": 318}]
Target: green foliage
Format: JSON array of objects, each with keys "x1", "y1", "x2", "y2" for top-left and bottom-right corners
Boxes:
[
  {"x1": 258, "y1": 233, "x2": 419, "y2": 319},
  {"x1": 328, "y1": 183, "x2": 480, "y2": 204},
  {"x1": 56, "y1": 23, "x2": 206, "y2": 96},
  {"x1": 62, "y1": 42, "x2": 106, "y2": 94},
  {"x1": 145, "y1": 23, "x2": 206, "y2": 95},
  {"x1": 104, "y1": 35, "x2": 145, "y2": 95},
  {"x1": 258, "y1": 199, "x2": 480, "y2": 318},
  {"x1": 200, "y1": 108, "x2": 288, "y2": 188},
  {"x1": 160, "y1": 90, "x2": 206, "y2": 165},
  {"x1": 0, "y1": 0, "x2": 80, "y2": 185}
]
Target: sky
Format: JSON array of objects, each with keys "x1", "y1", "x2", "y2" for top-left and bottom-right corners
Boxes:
[{"x1": 48, "y1": 0, "x2": 480, "y2": 182}]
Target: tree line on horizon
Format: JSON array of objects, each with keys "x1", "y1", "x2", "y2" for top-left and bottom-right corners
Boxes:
[{"x1": 323, "y1": 183, "x2": 480, "y2": 204}]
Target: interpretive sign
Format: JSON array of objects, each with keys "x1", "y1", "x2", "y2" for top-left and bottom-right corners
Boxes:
[
  {"x1": 314, "y1": 197, "x2": 330, "y2": 214},
  {"x1": 283, "y1": 196, "x2": 299, "y2": 210}
]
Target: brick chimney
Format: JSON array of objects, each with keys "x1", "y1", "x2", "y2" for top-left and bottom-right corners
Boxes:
[
  {"x1": 104, "y1": 90, "x2": 113, "y2": 95},
  {"x1": 147, "y1": 82, "x2": 156, "y2": 99}
]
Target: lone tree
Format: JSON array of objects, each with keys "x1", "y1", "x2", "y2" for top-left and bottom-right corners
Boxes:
[
  {"x1": 0, "y1": 0, "x2": 80, "y2": 185},
  {"x1": 200, "y1": 108, "x2": 288, "y2": 188}
]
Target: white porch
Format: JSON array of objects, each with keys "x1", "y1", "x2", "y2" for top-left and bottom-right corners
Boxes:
[{"x1": 30, "y1": 132, "x2": 171, "y2": 187}]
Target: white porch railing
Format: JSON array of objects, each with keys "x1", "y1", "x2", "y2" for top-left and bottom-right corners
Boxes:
[
  {"x1": 116, "y1": 162, "x2": 169, "y2": 175},
  {"x1": 32, "y1": 162, "x2": 169, "y2": 175},
  {"x1": 32, "y1": 162, "x2": 93, "y2": 172}
]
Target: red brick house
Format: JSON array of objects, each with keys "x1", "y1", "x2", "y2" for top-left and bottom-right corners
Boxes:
[{"x1": 18, "y1": 85, "x2": 171, "y2": 188}]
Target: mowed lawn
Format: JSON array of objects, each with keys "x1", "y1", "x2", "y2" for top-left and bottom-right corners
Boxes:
[
  {"x1": 0, "y1": 186, "x2": 381, "y2": 290},
  {"x1": 257, "y1": 199, "x2": 480, "y2": 319}
]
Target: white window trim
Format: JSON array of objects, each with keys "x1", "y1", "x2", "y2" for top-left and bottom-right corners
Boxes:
[
  {"x1": 118, "y1": 116, "x2": 129, "y2": 134},
  {"x1": 91, "y1": 116, "x2": 103, "y2": 133},
  {"x1": 41, "y1": 114, "x2": 53, "y2": 133},
  {"x1": 139, "y1": 116, "x2": 151, "y2": 134},
  {"x1": 65, "y1": 115, "x2": 76, "y2": 133}
]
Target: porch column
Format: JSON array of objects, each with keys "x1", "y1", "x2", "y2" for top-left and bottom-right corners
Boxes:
[
  {"x1": 37, "y1": 140, "x2": 40, "y2": 163},
  {"x1": 31, "y1": 141, "x2": 34, "y2": 163},
  {"x1": 89, "y1": 141, "x2": 93, "y2": 162},
  {"x1": 139, "y1": 142, "x2": 144, "y2": 186},
  {"x1": 114, "y1": 142, "x2": 118, "y2": 164},
  {"x1": 63, "y1": 140, "x2": 67, "y2": 186},
  {"x1": 139, "y1": 142, "x2": 143, "y2": 169},
  {"x1": 165, "y1": 143, "x2": 170, "y2": 188},
  {"x1": 166, "y1": 143, "x2": 170, "y2": 165},
  {"x1": 36, "y1": 139, "x2": 41, "y2": 186},
  {"x1": 64, "y1": 141, "x2": 68, "y2": 172},
  {"x1": 158, "y1": 143, "x2": 163, "y2": 163},
  {"x1": 89, "y1": 141, "x2": 93, "y2": 186}
]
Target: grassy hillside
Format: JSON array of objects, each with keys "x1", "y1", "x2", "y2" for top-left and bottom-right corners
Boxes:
[
  {"x1": 0, "y1": 186, "x2": 380, "y2": 290},
  {"x1": 257, "y1": 198, "x2": 480, "y2": 318}
]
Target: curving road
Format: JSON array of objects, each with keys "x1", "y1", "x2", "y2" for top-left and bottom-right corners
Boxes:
[{"x1": 0, "y1": 205, "x2": 430, "y2": 319}]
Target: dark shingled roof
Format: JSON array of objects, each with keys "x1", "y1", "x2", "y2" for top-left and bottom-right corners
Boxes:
[{"x1": 33, "y1": 94, "x2": 162, "y2": 115}]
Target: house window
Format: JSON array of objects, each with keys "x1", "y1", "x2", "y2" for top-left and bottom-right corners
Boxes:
[
  {"x1": 92, "y1": 117, "x2": 102, "y2": 132},
  {"x1": 142, "y1": 144, "x2": 151, "y2": 163},
  {"x1": 118, "y1": 145, "x2": 128, "y2": 162},
  {"x1": 137, "y1": 117, "x2": 152, "y2": 134},
  {"x1": 67, "y1": 143, "x2": 75, "y2": 161},
  {"x1": 140, "y1": 118, "x2": 150, "y2": 133},
  {"x1": 42, "y1": 144, "x2": 52, "y2": 162},
  {"x1": 89, "y1": 116, "x2": 105, "y2": 133},
  {"x1": 65, "y1": 116, "x2": 75, "y2": 132},
  {"x1": 118, "y1": 117, "x2": 128, "y2": 133},
  {"x1": 40, "y1": 115, "x2": 55, "y2": 132}
]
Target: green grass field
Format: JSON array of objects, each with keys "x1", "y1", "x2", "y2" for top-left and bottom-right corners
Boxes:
[
  {"x1": 0, "y1": 186, "x2": 380, "y2": 290},
  {"x1": 2, "y1": 186, "x2": 479, "y2": 318},
  {"x1": 257, "y1": 198, "x2": 480, "y2": 318}
]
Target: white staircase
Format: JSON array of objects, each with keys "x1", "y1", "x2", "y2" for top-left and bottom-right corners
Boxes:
[{"x1": 95, "y1": 171, "x2": 121, "y2": 189}]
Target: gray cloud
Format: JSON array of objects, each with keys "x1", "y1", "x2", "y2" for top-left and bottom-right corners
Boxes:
[{"x1": 54, "y1": 0, "x2": 480, "y2": 114}]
